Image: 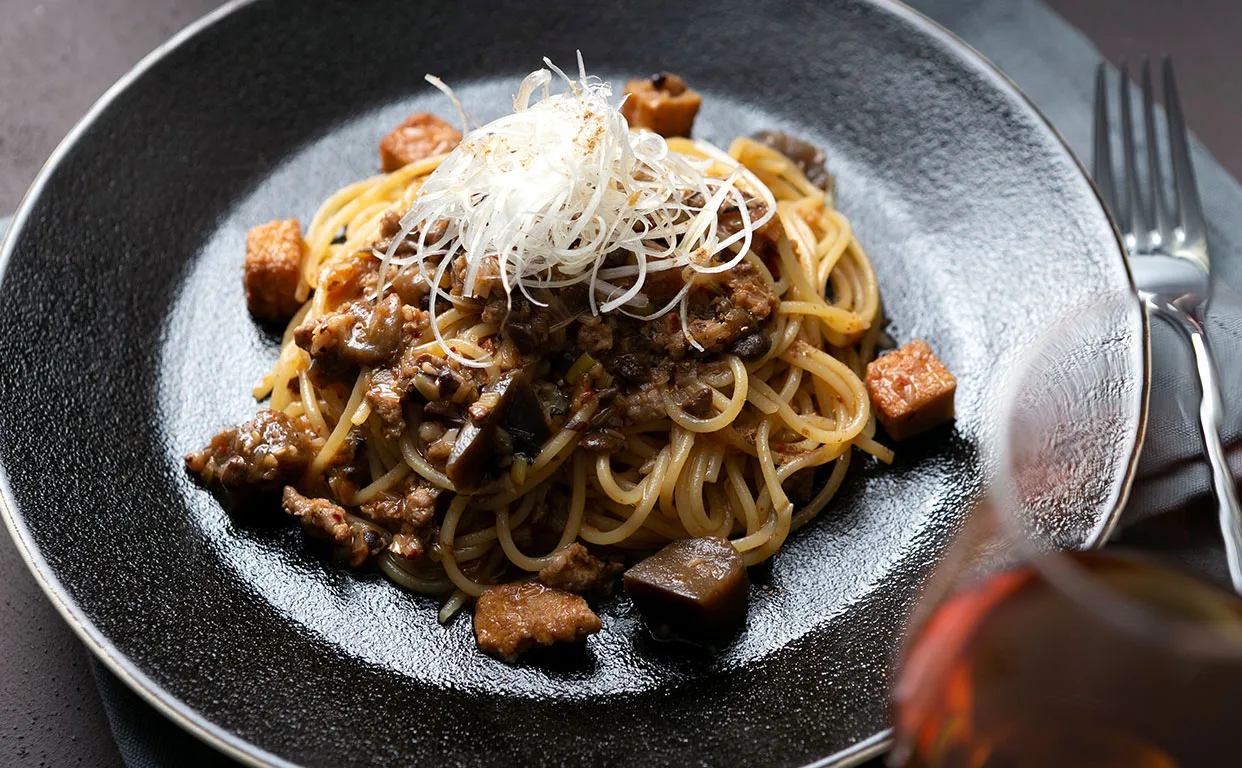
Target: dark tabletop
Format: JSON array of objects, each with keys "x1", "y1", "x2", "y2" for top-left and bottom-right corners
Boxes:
[{"x1": 2, "y1": 1, "x2": 1241, "y2": 766}]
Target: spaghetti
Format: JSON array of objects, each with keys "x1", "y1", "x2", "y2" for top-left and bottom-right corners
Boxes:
[
  {"x1": 196, "y1": 63, "x2": 893, "y2": 629},
  {"x1": 259, "y1": 135, "x2": 888, "y2": 603}
]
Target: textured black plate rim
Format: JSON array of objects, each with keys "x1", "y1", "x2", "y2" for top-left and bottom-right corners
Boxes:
[{"x1": 0, "y1": 1, "x2": 1149, "y2": 766}]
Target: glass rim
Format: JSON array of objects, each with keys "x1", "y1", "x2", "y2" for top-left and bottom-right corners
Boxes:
[{"x1": 989, "y1": 291, "x2": 1242, "y2": 658}]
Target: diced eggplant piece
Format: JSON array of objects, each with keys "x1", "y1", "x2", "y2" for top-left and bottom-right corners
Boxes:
[
  {"x1": 728, "y1": 329, "x2": 771, "y2": 362},
  {"x1": 502, "y1": 373, "x2": 550, "y2": 457},
  {"x1": 445, "y1": 370, "x2": 550, "y2": 492},
  {"x1": 623, "y1": 536, "x2": 749, "y2": 645},
  {"x1": 444, "y1": 420, "x2": 494, "y2": 494}
]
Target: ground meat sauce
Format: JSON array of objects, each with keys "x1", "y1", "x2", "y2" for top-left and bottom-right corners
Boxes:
[
  {"x1": 364, "y1": 367, "x2": 407, "y2": 439},
  {"x1": 293, "y1": 292, "x2": 406, "y2": 367},
  {"x1": 359, "y1": 477, "x2": 441, "y2": 560},
  {"x1": 538, "y1": 543, "x2": 623, "y2": 596},
  {"x1": 185, "y1": 409, "x2": 318, "y2": 495},
  {"x1": 282, "y1": 487, "x2": 389, "y2": 567},
  {"x1": 298, "y1": 235, "x2": 783, "y2": 491},
  {"x1": 612, "y1": 383, "x2": 669, "y2": 424}
]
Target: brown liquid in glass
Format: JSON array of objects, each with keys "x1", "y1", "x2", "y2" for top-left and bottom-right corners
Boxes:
[{"x1": 892, "y1": 553, "x2": 1242, "y2": 768}]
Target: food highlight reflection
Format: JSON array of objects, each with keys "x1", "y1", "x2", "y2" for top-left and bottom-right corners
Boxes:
[{"x1": 185, "y1": 55, "x2": 958, "y2": 662}]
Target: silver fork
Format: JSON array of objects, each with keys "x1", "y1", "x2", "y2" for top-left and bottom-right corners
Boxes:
[{"x1": 1093, "y1": 58, "x2": 1242, "y2": 593}]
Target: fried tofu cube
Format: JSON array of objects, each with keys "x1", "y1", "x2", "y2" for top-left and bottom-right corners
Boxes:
[
  {"x1": 378, "y1": 113, "x2": 461, "y2": 172},
  {"x1": 865, "y1": 340, "x2": 956, "y2": 441},
  {"x1": 244, "y1": 219, "x2": 305, "y2": 321},
  {"x1": 621, "y1": 73, "x2": 702, "y2": 138}
]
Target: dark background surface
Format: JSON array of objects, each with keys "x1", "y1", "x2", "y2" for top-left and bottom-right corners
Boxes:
[{"x1": 1, "y1": 1, "x2": 1240, "y2": 766}]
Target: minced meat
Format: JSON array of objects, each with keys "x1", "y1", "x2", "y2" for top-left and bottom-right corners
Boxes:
[
  {"x1": 294, "y1": 293, "x2": 406, "y2": 367},
  {"x1": 282, "y1": 486, "x2": 390, "y2": 567},
  {"x1": 359, "y1": 476, "x2": 441, "y2": 560},
  {"x1": 538, "y1": 543, "x2": 623, "y2": 596},
  {"x1": 185, "y1": 409, "x2": 317, "y2": 496}
]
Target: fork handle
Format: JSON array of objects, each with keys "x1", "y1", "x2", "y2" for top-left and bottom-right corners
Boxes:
[{"x1": 1184, "y1": 323, "x2": 1242, "y2": 594}]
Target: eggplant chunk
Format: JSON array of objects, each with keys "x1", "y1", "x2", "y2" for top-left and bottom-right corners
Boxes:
[
  {"x1": 445, "y1": 420, "x2": 495, "y2": 494},
  {"x1": 445, "y1": 369, "x2": 550, "y2": 492},
  {"x1": 623, "y1": 537, "x2": 749, "y2": 645},
  {"x1": 501, "y1": 373, "x2": 550, "y2": 456}
]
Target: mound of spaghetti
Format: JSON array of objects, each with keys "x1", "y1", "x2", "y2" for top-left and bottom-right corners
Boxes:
[{"x1": 188, "y1": 57, "x2": 900, "y2": 660}]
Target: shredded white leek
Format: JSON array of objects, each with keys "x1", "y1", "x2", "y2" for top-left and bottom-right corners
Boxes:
[{"x1": 378, "y1": 53, "x2": 775, "y2": 367}]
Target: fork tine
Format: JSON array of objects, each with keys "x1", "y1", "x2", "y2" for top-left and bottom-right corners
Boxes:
[
  {"x1": 1092, "y1": 63, "x2": 1118, "y2": 214},
  {"x1": 1141, "y1": 59, "x2": 1174, "y2": 244},
  {"x1": 1163, "y1": 57, "x2": 1206, "y2": 243},
  {"x1": 1118, "y1": 62, "x2": 1148, "y2": 246}
]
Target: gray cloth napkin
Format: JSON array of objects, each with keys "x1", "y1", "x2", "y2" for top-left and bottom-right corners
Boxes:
[{"x1": 7, "y1": 0, "x2": 1242, "y2": 765}]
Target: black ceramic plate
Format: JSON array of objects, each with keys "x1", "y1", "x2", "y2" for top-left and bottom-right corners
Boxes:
[{"x1": 0, "y1": 1, "x2": 1146, "y2": 766}]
